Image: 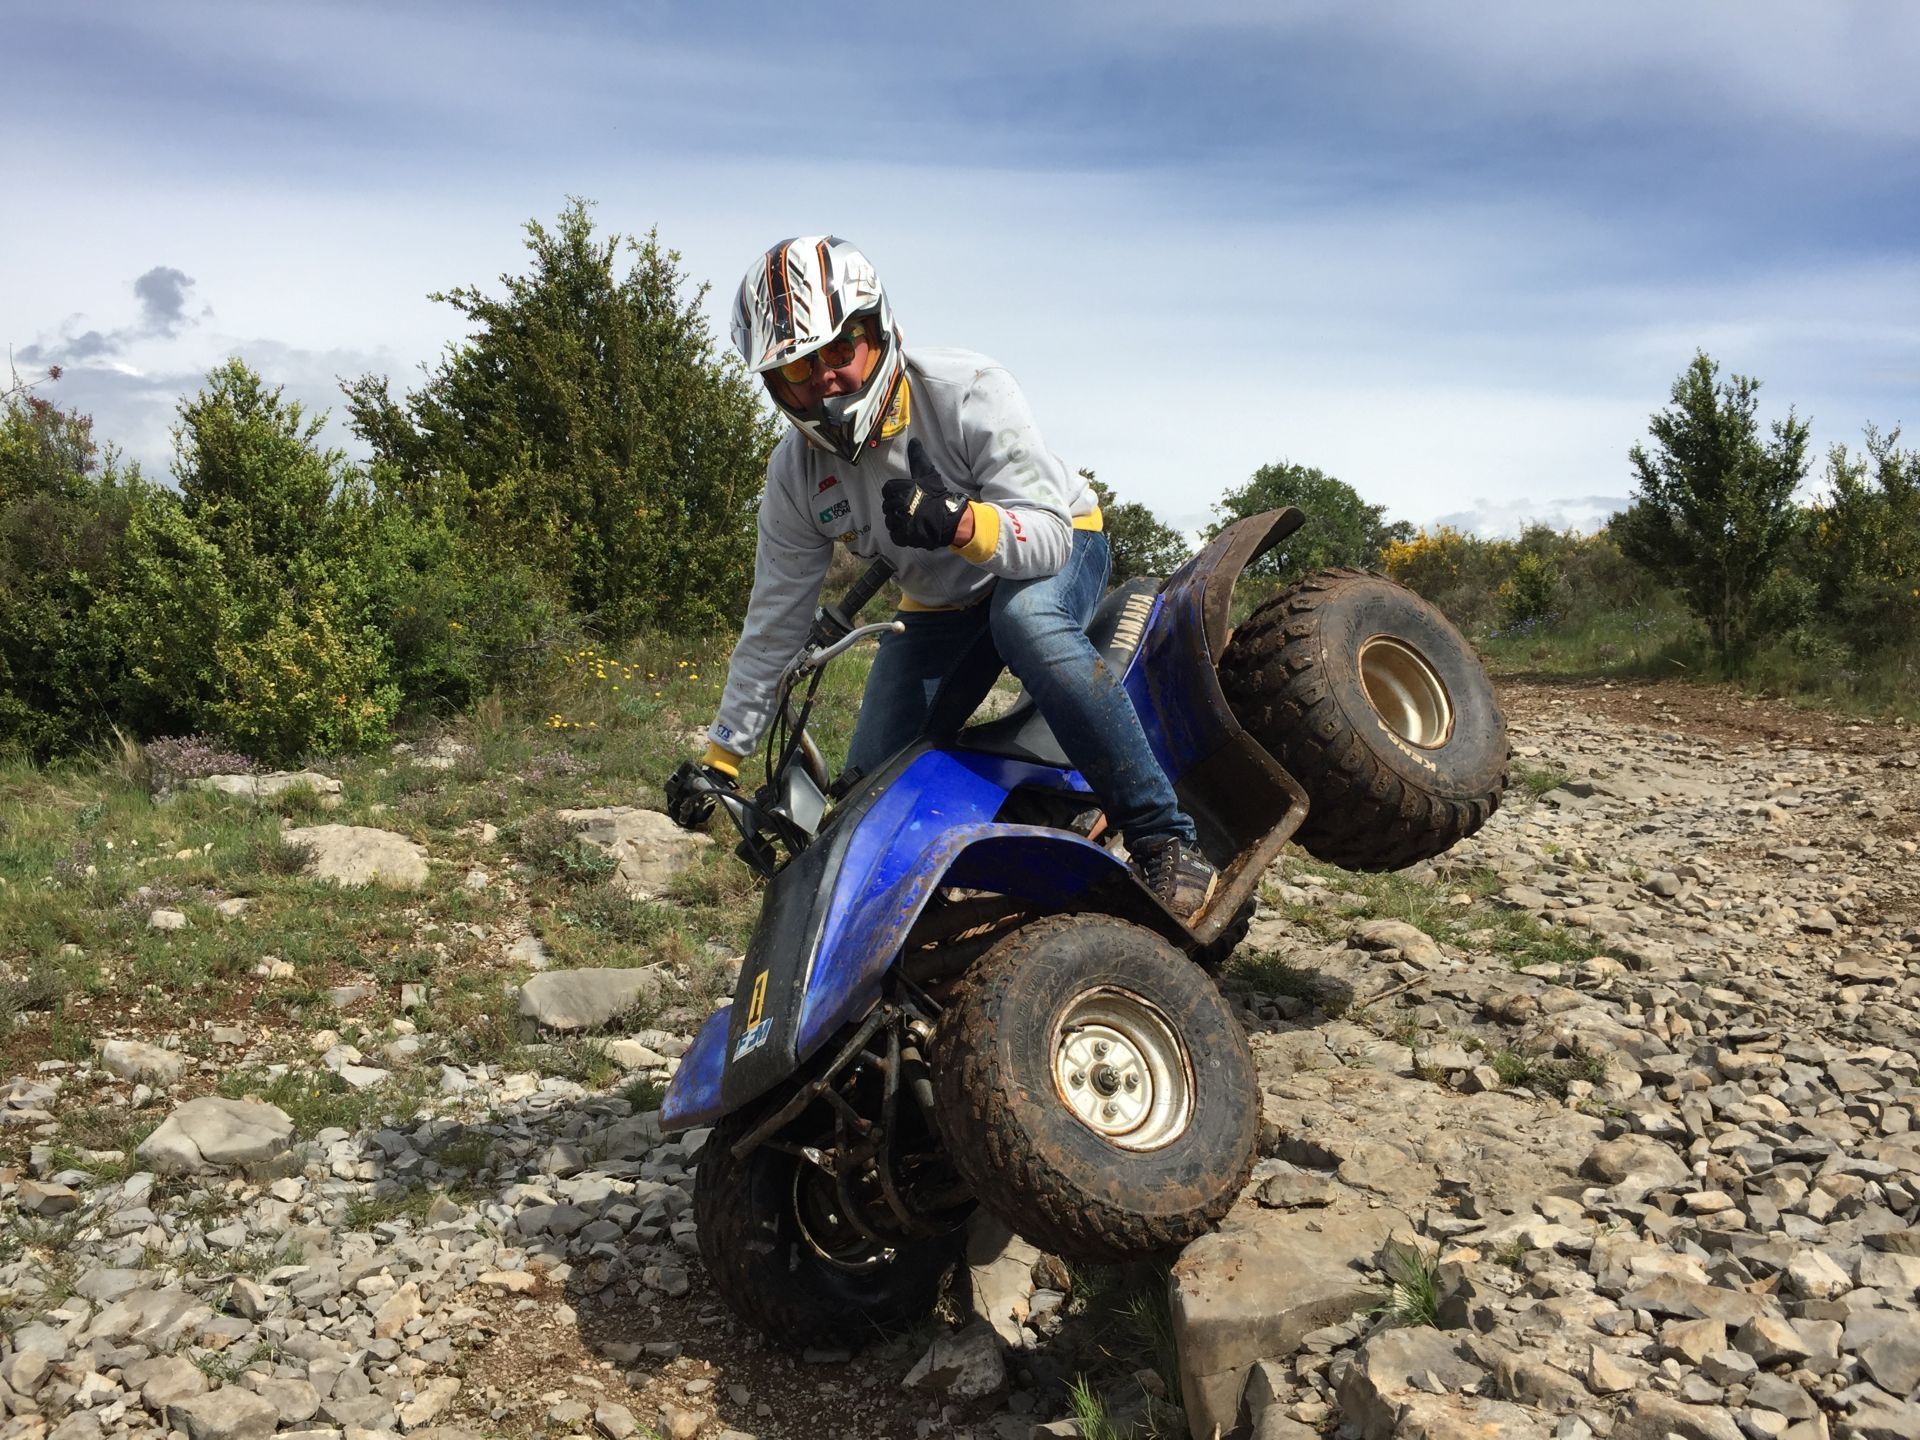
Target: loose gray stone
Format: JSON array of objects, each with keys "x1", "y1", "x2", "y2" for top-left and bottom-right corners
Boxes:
[
  {"x1": 191, "y1": 770, "x2": 342, "y2": 804},
  {"x1": 902, "y1": 1323, "x2": 1007, "y2": 1403},
  {"x1": 554, "y1": 805, "x2": 712, "y2": 899},
  {"x1": 170, "y1": 1386, "x2": 281, "y2": 1440},
  {"x1": 135, "y1": 1097, "x2": 294, "y2": 1175},
  {"x1": 517, "y1": 967, "x2": 667, "y2": 1032},
  {"x1": 99, "y1": 1038, "x2": 188, "y2": 1085}
]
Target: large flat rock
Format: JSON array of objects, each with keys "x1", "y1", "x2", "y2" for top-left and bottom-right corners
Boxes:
[
  {"x1": 284, "y1": 823, "x2": 429, "y2": 888},
  {"x1": 517, "y1": 967, "x2": 668, "y2": 1032},
  {"x1": 555, "y1": 805, "x2": 711, "y2": 900},
  {"x1": 135, "y1": 1097, "x2": 295, "y2": 1175},
  {"x1": 1172, "y1": 1201, "x2": 1407, "y2": 1440}
]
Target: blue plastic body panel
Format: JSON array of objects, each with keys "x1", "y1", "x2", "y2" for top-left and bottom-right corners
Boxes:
[{"x1": 659, "y1": 1005, "x2": 731, "y2": 1131}]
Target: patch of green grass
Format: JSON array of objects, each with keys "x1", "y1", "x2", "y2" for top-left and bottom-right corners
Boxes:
[
  {"x1": 1224, "y1": 950, "x2": 1326, "y2": 1004},
  {"x1": 529, "y1": 1040, "x2": 623, "y2": 1089},
  {"x1": 620, "y1": 1077, "x2": 667, "y2": 1114},
  {"x1": 512, "y1": 811, "x2": 621, "y2": 883},
  {"x1": 191, "y1": 1351, "x2": 250, "y2": 1385},
  {"x1": 1492, "y1": 1237, "x2": 1531, "y2": 1270},
  {"x1": 429, "y1": 1133, "x2": 495, "y2": 1175},
  {"x1": 1377, "y1": 1241, "x2": 1443, "y2": 1328},
  {"x1": 1486, "y1": 1047, "x2": 1607, "y2": 1100},
  {"x1": 0, "y1": 963, "x2": 68, "y2": 1032},
  {"x1": 221, "y1": 1068, "x2": 429, "y2": 1137},
  {"x1": 53, "y1": 1104, "x2": 158, "y2": 1158},
  {"x1": 1513, "y1": 763, "x2": 1572, "y2": 798},
  {"x1": 1478, "y1": 601, "x2": 1697, "y2": 679},
  {"x1": 1066, "y1": 1376, "x2": 1124, "y2": 1440},
  {"x1": 343, "y1": 1183, "x2": 454, "y2": 1229},
  {"x1": 1267, "y1": 850, "x2": 1633, "y2": 974},
  {"x1": 42, "y1": 1141, "x2": 138, "y2": 1183},
  {"x1": 1119, "y1": 1274, "x2": 1184, "y2": 1414}
]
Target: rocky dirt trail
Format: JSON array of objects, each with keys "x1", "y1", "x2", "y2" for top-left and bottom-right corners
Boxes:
[{"x1": 4, "y1": 680, "x2": 1919, "y2": 1440}]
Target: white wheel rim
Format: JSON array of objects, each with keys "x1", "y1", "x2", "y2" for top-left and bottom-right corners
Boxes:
[
  {"x1": 1051, "y1": 987, "x2": 1194, "y2": 1152},
  {"x1": 1358, "y1": 636, "x2": 1453, "y2": 748}
]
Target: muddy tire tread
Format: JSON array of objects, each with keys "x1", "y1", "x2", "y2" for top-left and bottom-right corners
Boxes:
[
  {"x1": 693, "y1": 1111, "x2": 957, "y2": 1341},
  {"x1": 1219, "y1": 567, "x2": 1509, "y2": 872},
  {"x1": 931, "y1": 915, "x2": 1256, "y2": 1262}
]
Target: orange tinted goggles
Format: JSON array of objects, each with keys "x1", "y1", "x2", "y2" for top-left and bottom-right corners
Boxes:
[{"x1": 776, "y1": 323, "x2": 869, "y2": 384}]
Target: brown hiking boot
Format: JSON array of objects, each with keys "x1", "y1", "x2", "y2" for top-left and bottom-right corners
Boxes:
[{"x1": 1132, "y1": 834, "x2": 1218, "y2": 923}]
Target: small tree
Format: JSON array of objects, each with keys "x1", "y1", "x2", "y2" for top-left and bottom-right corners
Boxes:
[
  {"x1": 110, "y1": 360, "x2": 400, "y2": 758},
  {"x1": 345, "y1": 200, "x2": 778, "y2": 635},
  {"x1": 0, "y1": 383, "x2": 139, "y2": 758},
  {"x1": 1208, "y1": 460, "x2": 1408, "y2": 579},
  {"x1": 1808, "y1": 426, "x2": 1920, "y2": 643},
  {"x1": 1613, "y1": 352, "x2": 1809, "y2": 664},
  {"x1": 1083, "y1": 472, "x2": 1190, "y2": 583}
]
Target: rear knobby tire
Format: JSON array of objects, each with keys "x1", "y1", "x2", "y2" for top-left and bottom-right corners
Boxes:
[
  {"x1": 1219, "y1": 568, "x2": 1509, "y2": 872},
  {"x1": 693, "y1": 1110, "x2": 962, "y2": 1343},
  {"x1": 930, "y1": 915, "x2": 1257, "y2": 1263}
]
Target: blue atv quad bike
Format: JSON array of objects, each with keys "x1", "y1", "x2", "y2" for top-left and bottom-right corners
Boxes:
[{"x1": 660, "y1": 508, "x2": 1508, "y2": 1342}]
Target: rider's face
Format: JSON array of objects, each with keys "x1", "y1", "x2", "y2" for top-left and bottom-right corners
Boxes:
[{"x1": 771, "y1": 318, "x2": 878, "y2": 409}]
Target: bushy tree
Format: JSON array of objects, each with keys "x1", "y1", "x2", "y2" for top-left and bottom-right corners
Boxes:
[
  {"x1": 1379, "y1": 523, "x2": 1654, "y2": 635},
  {"x1": 345, "y1": 200, "x2": 778, "y2": 636},
  {"x1": 0, "y1": 382, "x2": 139, "y2": 758},
  {"x1": 1083, "y1": 472, "x2": 1190, "y2": 583},
  {"x1": 336, "y1": 466, "x2": 577, "y2": 715},
  {"x1": 1614, "y1": 352, "x2": 1809, "y2": 664},
  {"x1": 1809, "y1": 427, "x2": 1920, "y2": 639},
  {"x1": 109, "y1": 361, "x2": 400, "y2": 759},
  {"x1": 1208, "y1": 460, "x2": 1409, "y2": 578}
]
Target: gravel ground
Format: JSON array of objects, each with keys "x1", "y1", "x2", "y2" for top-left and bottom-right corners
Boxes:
[{"x1": 4, "y1": 679, "x2": 1918, "y2": 1440}]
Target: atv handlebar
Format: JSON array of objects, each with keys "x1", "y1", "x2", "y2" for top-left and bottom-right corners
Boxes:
[
  {"x1": 809, "y1": 558, "x2": 896, "y2": 646},
  {"x1": 801, "y1": 619, "x2": 904, "y2": 672}
]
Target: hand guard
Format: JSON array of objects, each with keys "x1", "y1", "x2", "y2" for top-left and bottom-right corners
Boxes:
[
  {"x1": 881, "y1": 438, "x2": 968, "y2": 550},
  {"x1": 665, "y1": 759, "x2": 735, "y2": 829}
]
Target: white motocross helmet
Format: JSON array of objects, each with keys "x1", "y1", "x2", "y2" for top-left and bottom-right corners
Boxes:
[{"x1": 730, "y1": 236, "x2": 904, "y2": 464}]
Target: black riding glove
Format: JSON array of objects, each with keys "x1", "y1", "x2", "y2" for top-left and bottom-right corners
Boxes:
[
  {"x1": 665, "y1": 759, "x2": 736, "y2": 829},
  {"x1": 881, "y1": 438, "x2": 968, "y2": 551}
]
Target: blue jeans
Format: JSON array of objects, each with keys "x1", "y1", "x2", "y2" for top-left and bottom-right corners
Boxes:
[{"x1": 844, "y1": 530, "x2": 1195, "y2": 845}]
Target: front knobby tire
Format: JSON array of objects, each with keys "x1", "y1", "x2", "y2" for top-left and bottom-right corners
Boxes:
[
  {"x1": 930, "y1": 915, "x2": 1257, "y2": 1263},
  {"x1": 1219, "y1": 567, "x2": 1510, "y2": 872},
  {"x1": 693, "y1": 1111, "x2": 962, "y2": 1343}
]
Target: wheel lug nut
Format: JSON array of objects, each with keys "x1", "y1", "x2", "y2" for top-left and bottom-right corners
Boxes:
[
  {"x1": 1070, "y1": 1071, "x2": 1085, "y2": 1087},
  {"x1": 1101, "y1": 1103, "x2": 1118, "y2": 1119},
  {"x1": 1123, "y1": 1074, "x2": 1138, "y2": 1090},
  {"x1": 1093, "y1": 1041, "x2": 1110, "y2": 1057}
]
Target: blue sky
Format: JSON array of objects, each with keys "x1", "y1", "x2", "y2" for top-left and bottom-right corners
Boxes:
[{"x1": 6, "y1": 1, "x2": 1917, "y2": 539}]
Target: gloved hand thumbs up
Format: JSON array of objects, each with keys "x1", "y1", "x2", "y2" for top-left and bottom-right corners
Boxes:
[{"x1": 882, "y1": 438, "x2": 967, "y2": 549}]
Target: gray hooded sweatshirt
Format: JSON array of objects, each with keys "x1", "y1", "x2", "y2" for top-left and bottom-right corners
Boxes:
[{"x1": 705, "y1": 346, "x2": 1100, "y2": 759}]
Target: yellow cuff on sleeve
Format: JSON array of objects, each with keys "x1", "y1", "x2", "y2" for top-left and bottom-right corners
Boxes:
[
  {"x1": 701, "y1": 742, "x2": 741, "y2": 777},
  {"x1": 953, "y1": 501, "x2": 1001, "y2": 563}
]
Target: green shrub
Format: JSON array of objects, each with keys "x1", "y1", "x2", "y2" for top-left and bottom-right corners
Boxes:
[
  {"x1": 0, "y1": 388, "x2": 140, "y2": 760},
  {"x1": 1498, "y1": 550, "x2": 1561, "y2": 628},
  {"x1": 208, "y1": 585, "x2": 400, "y2": 759}
]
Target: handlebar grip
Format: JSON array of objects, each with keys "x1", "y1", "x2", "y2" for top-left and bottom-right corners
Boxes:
[{"x1": 837, "y1": 557, "x2": 896, "y2": 621}]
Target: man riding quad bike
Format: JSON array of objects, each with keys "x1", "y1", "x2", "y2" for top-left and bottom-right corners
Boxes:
[{"x1": 660, "y1": 237, "x2": 1509, "y2": 1342}]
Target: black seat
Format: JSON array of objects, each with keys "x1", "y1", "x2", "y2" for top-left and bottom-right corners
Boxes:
[{"x1": 954, "y1": 577, "x2": 1161, "y2": 767}]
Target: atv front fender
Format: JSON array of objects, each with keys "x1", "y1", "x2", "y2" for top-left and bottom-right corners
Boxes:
[
  {"x1": 660, "y1": 744, "x2": 1154, "y2": 1133},
  {"x1": 660, "y1": 1005, "x2": 730, "y2": 1131}
]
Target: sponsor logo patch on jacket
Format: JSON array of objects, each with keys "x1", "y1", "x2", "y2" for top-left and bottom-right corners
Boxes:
[
  {"x1": 819, "y1": 498, "x2": 851, "y2": 524},
  {"x1": 817, "y1": 475, "x2": 838, "y2": 493}
]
